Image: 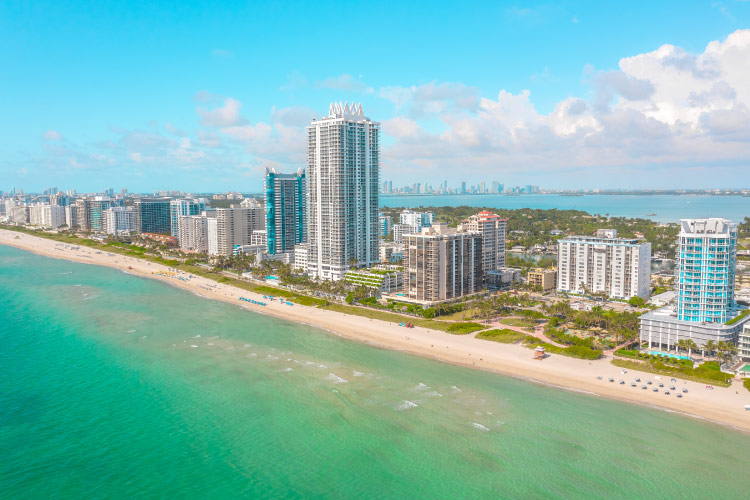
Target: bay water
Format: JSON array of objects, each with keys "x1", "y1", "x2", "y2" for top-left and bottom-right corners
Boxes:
[
  {"x1": 381, "y1": 194, "x2": 750, "y2": 223},
  {"x1": 1, "y1": 244, "x2": 749, "y2": 499}
]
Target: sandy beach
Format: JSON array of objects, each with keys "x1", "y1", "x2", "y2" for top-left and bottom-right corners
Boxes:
[{"x1": 2, "y1": 228, "x2": 750, "y2": 432}]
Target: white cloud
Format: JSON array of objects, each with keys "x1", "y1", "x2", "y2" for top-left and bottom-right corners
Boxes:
[
  {"x1": 380, "y1": 29, "x2": 750, "y2": 182},
  {"x1": 43, "y1": 130, "x2": 62, "y2": 140},
  {"x1": 198, "y1": 98, "x2": 248, "y2": 127}
]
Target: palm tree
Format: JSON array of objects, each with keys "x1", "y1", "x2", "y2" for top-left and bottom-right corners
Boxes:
[
  {"x1": 704, "y1": 340, "x2": 716, "y2": 359},
  {"x1": 685, "y1": 339, "x2": 697, "y2": 357}
]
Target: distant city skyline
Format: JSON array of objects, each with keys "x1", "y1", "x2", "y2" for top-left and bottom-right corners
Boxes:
[{"x1": 2, "y1": 2, "x2": 750, "y2": 192}]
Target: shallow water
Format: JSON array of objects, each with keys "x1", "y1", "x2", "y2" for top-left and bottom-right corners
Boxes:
[{"x1": 1, "y1": 244, "x2": 749, "y2": 499}]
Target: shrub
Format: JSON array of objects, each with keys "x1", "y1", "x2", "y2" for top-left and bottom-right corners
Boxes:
[
  {"x1": 476, "y1": 329, "x2": 526, "y2": 343},
  {"x1": 628, "y1": 296, "x2": 646, "y2": 307},
  {"x1": 345, "y1": 292, "x2": 354, "y2": 304},
  {"x1": 422, "y1": 307, "x2": 436, "y2": 319},
  {"x1": 446, "y1": 322, "x2": 485, "y2": 334}
]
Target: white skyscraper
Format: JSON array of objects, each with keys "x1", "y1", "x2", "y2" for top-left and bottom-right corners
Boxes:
[
  {"x1": 557, "y1": 229, "x2": 651, "y2": 300},
  {"x1": 306, "y1": 102, "x2": 379, "y2": 280}
]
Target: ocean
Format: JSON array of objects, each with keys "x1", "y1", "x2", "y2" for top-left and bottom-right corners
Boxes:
[
  {"x1": 1, "y1": 244, "x2": 749, "y2": 499},
  {"x1": 380, "y1": 194, "x2": 750, "y2": 223}
]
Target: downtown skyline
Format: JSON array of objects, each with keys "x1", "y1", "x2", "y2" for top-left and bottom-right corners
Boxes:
[{"x1": 2, "y1": 1, "x2": 750, "y2": 192}]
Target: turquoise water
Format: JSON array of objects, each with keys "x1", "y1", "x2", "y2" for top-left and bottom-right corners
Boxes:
[
  {"x1": 645, "y1": 351, "x2": 692, "y2": 361},
  {"x1": 2, "y1": 244, "x2": 750, "y2": 499},
  {"x1": 381, "y1": 194, "x2": 750, "y2": 223}
]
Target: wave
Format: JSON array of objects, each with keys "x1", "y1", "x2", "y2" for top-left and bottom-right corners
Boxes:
[
  {"x1": 471, "y1": 423, "x2": 490, "y2": 432},
  {"x1": 397, "y1": 400, "x2": 418, "y2": 411},
  {"x1": 324, "y1": 373, "x2": 348, "y2": 384}
]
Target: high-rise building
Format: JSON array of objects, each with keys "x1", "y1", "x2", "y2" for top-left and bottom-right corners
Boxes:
[
  {"x1": 675, "y1": 218, "x2": 737, "y2": 323},
  {"x1": 557, "y1": 229, "x2": 651, "y2": 300},
  {"x1": 206, "y1": 207, "x2": 259, "y2": 256},
  {"x1": 460, "y1": 211, "x2": 507, "y2": 274},
  {"x1": 134, "y1": 198, "x2": 172, "y2": 234},
  {"x1": 306, "y1": 102, "x2": 379, "y2": 280},
  {"x1": 170, "y1": 198, "x2": 208, "y2": 237},
  {"x1": 29, "y1": 204, "x2": 66, "y2": 229},
  {"x1": 178, "y1": 215, "x2": 209, "y2": 252},
  {"x1": 75, "y1": 197, "x2": 119, "y2": 232},
  {"x1": 264, "y1": 167, "x2": 306, "y2": 255},
  {"x1": 399, "y1": 209, "x2": 433, "y2": 228},
  {"x1": 403, "y1": 224, "x2": 483, "y2": 305},
  {"x1": 378, "y1": 213, "x2": 392, "y2": 237},
  {"x1": 103, "y1": 206, "x2": 136, "y2": 235},
  {"x1": 640, "y1": 218, "x2": 749, "y2": 351}
]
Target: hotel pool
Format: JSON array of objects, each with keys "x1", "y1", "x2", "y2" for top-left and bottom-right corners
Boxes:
[
  {"x1": 740, "y1": 364, "x2": 750, "y2": 373},
  {"x1": 644, "y1": 350, "x2": 691, "y2": 361}
]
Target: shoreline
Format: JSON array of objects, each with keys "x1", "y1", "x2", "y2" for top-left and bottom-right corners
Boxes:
[{"x1": 2, "y1": 229, "x2": 750, "y2": 432}]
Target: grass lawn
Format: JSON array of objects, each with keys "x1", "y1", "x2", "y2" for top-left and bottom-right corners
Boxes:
[
  {"x1": 446, "y1": 322, "x2": 486, "y2": 335},
  {"x1": 499, "y1": 317, "x2": 537, "y2": 330},
  {"x1": 476, "y1": 329, "x2": 527, "y2": 343},
  {"x1": 439, "y1": 307, "x2": 480, "y2": 321},
  {"x1": 611, "y1": 359, "x2": 732, "y2": 387}
]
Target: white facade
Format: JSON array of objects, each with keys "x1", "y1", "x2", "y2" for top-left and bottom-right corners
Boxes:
[
  {"x1": 460, "y1": 211, "x2": 507, "y2": 273},
  {"x1": 306, "y1": 102, "x2": 379, "y2": 280},
  {"x1": 103, "y1": 207, "x2": 135, "y2": 235},
  {"x1": 29, "y1": 204, "x2": 66, "y2": 229},
  {"x1": 205, "y1": 208, "x2": 260, "y2": 256},
  {"x1": 557, "y1": 232, "x2": 651, "y2": 300},
  {"x1": 178, "y1": 215, "x2": 209, "y2": 252},
  {"x1": 399, "y1": 209, "x2": 433, "y2": 227},
  {"x1": 294, "y1": 243, "x2": 309, "y2": 272},
  {"x1": 251, "y1": 229, "x2": 267, "y2": 247},
  {"x1": 393, "y1": 223, "x2": 420, "y2": 244}
]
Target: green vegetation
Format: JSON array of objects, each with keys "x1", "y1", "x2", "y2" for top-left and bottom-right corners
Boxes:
[
  {"x1": 628, "y1": 296, "x2": 646, "y2": 307},
  {"x1": 611, "y1": 359, "x2": 733, "y2": 387},
  {"x1": 446, "y1": 322, "x2": 486, "y2": 335},
  {"x1": 522, "y1": 337, "x2": 602, "y2": 360},
  {"x1": 475, "y1": 329, "x2": 527, "y2": 343},
  {"x1": 744, "y1": 378, "x2": 750, "y2": 392},
  {"x1": 498, "y1": 317, "x2": 537, "y2": 330},
  {"x1": 379, "y1": 206, "x2": 679, "y2": 257},
  {"x1": 726, "y1": 308, "x2": 750, "y2": 325}
]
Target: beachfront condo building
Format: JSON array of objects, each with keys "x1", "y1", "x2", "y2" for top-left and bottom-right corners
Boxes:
[
  {"x1": 103, "y1": 206, "x2": 135, "y2": 235},
  {"x1": 640, "y1": 218, "x2": 749, "y2": 352},
  {"x1": 306, "y1": 102, "x2": 379, "y2": 280},
  {"x1": 557, "y1": 229, "x2": 651, "y2": 300},
  {"x1": 675, "y1": 218, "x2": 737, "y2": 323},
  {"x1": 206, "y1": 207, "x2": 263, "y2": 256},
  {"x1": 178, "y1": 214, "x2": 209, "y2": 253},
  {"x1": 459, "y1": 211, "x2": 507, "y2": 274},
  {"x1": 74, "y1": 197, "x2": 120, "y2": 232},
  {"x1": 264, "y1": 167, "x2": 306, "y2": 255},
  {"x1": 28, "y1": 204, "x2": 66, "y2": 229},
  {"x1": 169, "y1": 198, "x2": 208, "y2": 237},
  {"x1": 402, "y1": 223, "x2": 483, "y2": 305},
  {"x1": 133, "y1": 198, "x2": 172, "y2": 235}
]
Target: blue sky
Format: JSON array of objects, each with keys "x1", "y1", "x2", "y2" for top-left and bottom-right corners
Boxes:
[{"x1": 2, "y1": 1, "x2": 750, "y2": 193}]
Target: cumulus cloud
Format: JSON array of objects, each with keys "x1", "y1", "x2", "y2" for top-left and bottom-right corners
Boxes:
[
  {"x1": 198, "y1": 98, "x2": 248, "y2": 127},
  {"x1": 380, "y1": 29, "x2": 750, "y2": 182},
  {"x1": 43, "y1": 130, "x2": 62, "y2": 140}
]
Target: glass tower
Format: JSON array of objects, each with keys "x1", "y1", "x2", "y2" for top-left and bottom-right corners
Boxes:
[
  {"x1": 676, "y1": 218, "x2": 737, "y2": 323},
  {"x1": 264, "y1": 167, "x2": 306, "y2": 255}
]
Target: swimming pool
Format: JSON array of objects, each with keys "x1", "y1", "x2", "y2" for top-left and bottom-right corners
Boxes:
[
  {"x1": 644, "y1": 350, "x2": 691, "y2": 361},
  {"x1": 740, "y1": 364, "x2": 750, "y2": 373}
]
